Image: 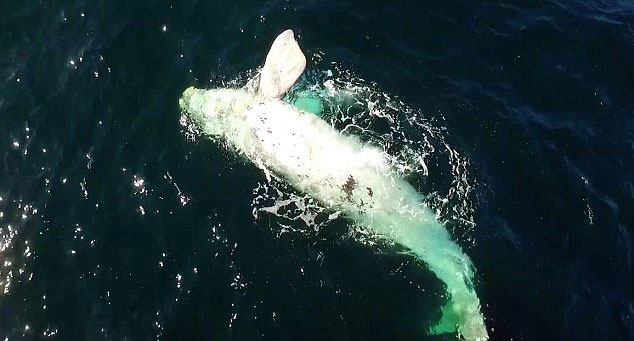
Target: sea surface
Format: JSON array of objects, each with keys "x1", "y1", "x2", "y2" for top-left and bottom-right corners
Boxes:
[{"x1": 1, "y1": 0, "x2": 633, "y2": 340}]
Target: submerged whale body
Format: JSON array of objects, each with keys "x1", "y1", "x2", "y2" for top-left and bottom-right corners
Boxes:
[{"x1": 180, "y1": 29, "x2": 489, "y2": 341}]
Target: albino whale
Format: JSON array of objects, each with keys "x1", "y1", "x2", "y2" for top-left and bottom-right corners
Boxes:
[{"x1": 179, "y1": 30, "x2": 488, "y2": 340}]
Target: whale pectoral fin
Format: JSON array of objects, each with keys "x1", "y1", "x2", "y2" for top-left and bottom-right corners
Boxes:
[{"x1": 257, "y1": 29, "x2": 307, "y2": 99}]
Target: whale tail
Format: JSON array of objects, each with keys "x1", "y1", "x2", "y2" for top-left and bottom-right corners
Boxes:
[
  {"x1": 361, "y1": 211, "x2": 489, "y2": 340},
  {"x1": 257, "y1": 29, "x2": 307, "y2": 99},
  {"x1": 411, "y1": 228, "x2": 489, "y2": 341}
]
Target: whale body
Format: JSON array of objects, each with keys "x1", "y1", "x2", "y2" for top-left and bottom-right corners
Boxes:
[{"x1": 179, "y1": 30, "x2": 488, "y2": 341}]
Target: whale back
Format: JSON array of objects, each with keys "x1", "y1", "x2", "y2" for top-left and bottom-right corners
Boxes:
[{"x1": 257, "y1": 29, "x2": 306, "y2": 99}]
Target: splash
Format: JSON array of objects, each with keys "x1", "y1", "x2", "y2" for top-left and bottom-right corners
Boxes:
[{"x1": 180, "y1": 63, "x2": 488, "y2": 340}]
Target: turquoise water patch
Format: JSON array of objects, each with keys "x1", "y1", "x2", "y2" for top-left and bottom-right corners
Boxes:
[{"x1": 291, "y1": 91, "x2": 324, "y2": 116}]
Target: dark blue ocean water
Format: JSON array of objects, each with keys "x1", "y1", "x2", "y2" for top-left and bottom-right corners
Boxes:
[{"x1": 1, "y1": 0, "x2": 633, "y2": 340}]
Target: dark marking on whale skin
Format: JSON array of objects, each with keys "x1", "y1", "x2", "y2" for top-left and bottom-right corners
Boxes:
[
  {"x1": 367, "y1": 187, "x2": 373, "y2": 197},
  {"x1": 342, "y1": 175, "x2": 357, "y2": 201}
]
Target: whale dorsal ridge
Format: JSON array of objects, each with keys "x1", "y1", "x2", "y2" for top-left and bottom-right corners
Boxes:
[{"x1": 257, "y1": 29, "x2": 307, "y2": 99}]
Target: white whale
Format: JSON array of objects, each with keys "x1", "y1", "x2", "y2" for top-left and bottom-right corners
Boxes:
[{"x1": 179, "y1": 29, "x2": 488, "y2": 340}]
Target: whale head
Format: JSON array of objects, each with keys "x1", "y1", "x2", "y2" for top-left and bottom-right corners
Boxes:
[
  {"x1": 179, "y1": 87, "x2": 257, "y2": 137},
  {"x1": 180, "y1": 29, "x2": 307, "y2": 137}
]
